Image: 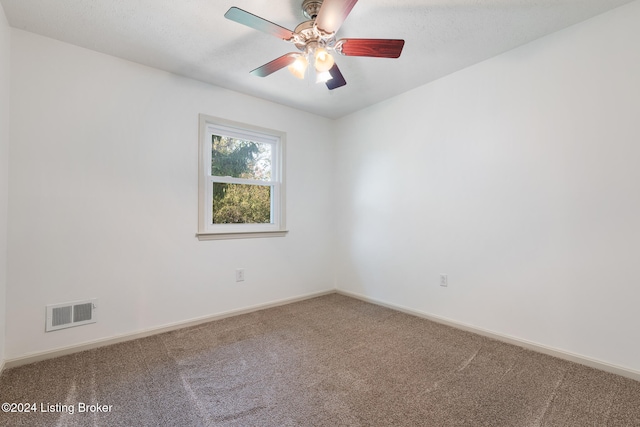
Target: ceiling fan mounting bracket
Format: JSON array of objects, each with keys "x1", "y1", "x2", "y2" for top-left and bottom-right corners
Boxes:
[{"x1": 302, "y1": 0, "x2": 323, "y2": 20}]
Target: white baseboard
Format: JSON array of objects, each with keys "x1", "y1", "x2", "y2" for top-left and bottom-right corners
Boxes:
[
  {"x1": 0, "y1": 358, "x2": 5, "y2": 377},
  {"x1": 337, "y1": 289, "x2": 640, "y2": 383},
  {"x1": 4, "y1": 289, "x2": 335, "y2": 370},
  {"x1": 8, "y1": 288, "x2": 639, "y2": 383}
]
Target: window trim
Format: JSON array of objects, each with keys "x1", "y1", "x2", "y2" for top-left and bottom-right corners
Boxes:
[{"x1": 196, "y1": 114, "x2": 287, "y2": 240}]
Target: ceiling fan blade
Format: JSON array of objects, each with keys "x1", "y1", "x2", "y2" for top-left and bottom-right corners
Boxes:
[
  {"x1": 314, "y1": 0, "x2": 358, "y2": 36},
  {"x1": 225, "y1": 7, "x2": 295, "y2": 41},
  {"x1": 325, "y1": 63, "x2": 347, "y2": 90},
  {"x1": 336, "y1": 38, "x2": 405, "y2": 58},
  {"x1": 250, "y1": 53, "x2": 299, "y2": 77}
]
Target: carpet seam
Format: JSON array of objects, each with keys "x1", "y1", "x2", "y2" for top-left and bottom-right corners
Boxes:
[{"x1": 535, "y1": 365, "x2": 569, "y2": 427}]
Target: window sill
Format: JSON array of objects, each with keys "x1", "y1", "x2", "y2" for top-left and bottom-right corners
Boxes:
[{"x1": 196, "y1": 230, "x2": 289, "y2": 241}]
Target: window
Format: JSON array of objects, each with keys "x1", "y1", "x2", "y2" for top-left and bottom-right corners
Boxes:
[{"x1": 197, "y1": 115, "x2": 286, "y2": 240}]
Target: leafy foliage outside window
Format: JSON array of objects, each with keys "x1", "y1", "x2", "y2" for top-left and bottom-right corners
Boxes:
[
  {"x1": 198, "y1": 115, "x2": 285, "y2": 238},
  {"x1": 211, "y1": 135, "x2": 272, "y2": 224},
  {"x1": 212, "y1": 184, "x2": 271, "y2": 224}
]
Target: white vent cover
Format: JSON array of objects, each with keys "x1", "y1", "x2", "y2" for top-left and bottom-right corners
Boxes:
[{"x1": 46, "y1": 299, "x2": 98, "y2": 332}]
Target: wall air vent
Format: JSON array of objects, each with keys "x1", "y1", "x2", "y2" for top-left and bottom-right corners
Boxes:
[{"x1": 45, "y1": 299, "x2": 98, "y2": 332}]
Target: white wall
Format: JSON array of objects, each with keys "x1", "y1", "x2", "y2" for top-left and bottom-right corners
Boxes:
[
  {"x1": 334, "y1": 1, "x2": 640, "y2": 372},
  {"x1": 0, "y1": 3, "x2": 10, "y2": 369},
  {"x1": 7, "y1": 30, "x2": 335, "y2": 359}
]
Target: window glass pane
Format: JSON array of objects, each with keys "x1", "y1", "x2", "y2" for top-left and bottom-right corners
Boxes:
[
  {"x1": 211, "y1": 135, "x2": 272, "y2": 181},
  {"x1": 212, "y1": 183, "x2": 272, "y2": 224}
]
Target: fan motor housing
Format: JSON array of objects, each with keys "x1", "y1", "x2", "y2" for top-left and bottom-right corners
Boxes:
[
  {"x1": 293, "y1": 20, "x2": 335, "y2": 52},
  {"x1": 293, "y1": 21, "x2": 316, "y2": 50}
]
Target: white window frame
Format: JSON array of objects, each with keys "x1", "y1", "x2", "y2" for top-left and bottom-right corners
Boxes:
[{"x1": 197, "y1": 114, "x2": 287, "y2": 240}]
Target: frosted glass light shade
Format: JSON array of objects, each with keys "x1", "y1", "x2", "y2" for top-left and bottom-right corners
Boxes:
[
  {"x1": 288, "y1": 56, "x2": 308, "y2": 79},
  {"x1": 314, "y1": 48, "x2": 334, "y2": 73}
]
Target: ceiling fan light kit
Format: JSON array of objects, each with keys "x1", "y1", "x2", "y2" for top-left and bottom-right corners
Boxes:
[{"x1": 224, "y1": 0, "x2": 405, "y2": 90}]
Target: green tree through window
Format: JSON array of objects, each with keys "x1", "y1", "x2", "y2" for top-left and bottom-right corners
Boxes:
[
  {"x1": 198, "y1": 115, "x2": 285, "y2": 239},
  {"x1": 211, "y1": 135, "x2": 272, "y2": 224}
]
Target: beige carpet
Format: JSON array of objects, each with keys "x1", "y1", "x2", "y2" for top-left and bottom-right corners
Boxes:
[{"x1": 1, "y1": 293, "x2": 639, "y2": 426}]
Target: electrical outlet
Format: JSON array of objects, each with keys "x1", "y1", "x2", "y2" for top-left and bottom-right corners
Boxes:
[
  {"x1": 236, "y1": 269, "x2": 245, "y2": 282},
  {"x1": 440, "y1": 274, "x2": 448, "y2": 287}
]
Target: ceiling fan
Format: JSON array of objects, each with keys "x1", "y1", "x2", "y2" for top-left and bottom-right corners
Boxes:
[{"x1": 224, "y1": 0, "x2": 405, "y2": 90}]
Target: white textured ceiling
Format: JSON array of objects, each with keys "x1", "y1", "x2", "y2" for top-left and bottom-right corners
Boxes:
[{"x1": 0, "y1": 0, "x2": 633, "y2": 119}]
